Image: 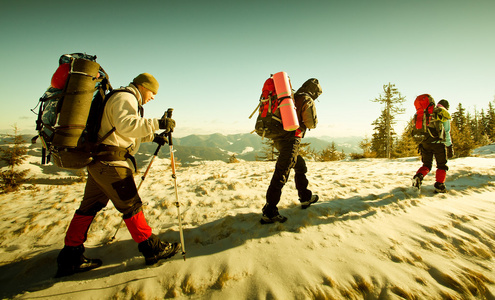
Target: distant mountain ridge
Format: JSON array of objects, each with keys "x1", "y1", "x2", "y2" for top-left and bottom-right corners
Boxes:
[
  {"x1": 140, "y1": 133, "x2": 362, "y2": 163},
  {"x1": 3, "y1": 133, "x2": 363, "y2": 164}
]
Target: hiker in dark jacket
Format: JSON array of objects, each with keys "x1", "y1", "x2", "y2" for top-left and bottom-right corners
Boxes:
[
  {"x1": 56, "y1": 73, "x2": 180, "y2": 277},
  {"x1": 412, "y1": 99, "x2": 452, "y2": 193},
  {"x1": 261, "y1": 78, "x2": 322, "y2": 224}
]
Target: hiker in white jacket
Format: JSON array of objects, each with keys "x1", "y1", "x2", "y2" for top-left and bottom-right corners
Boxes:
[
  {"x1": 56, "y1": 73, "x2": 180, "y2": 277},
  {"x1": 98, "y1": 81, "x2": 159, "y2": 170}
]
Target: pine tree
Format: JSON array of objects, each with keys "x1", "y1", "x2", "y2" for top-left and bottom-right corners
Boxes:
[
  {"x1": 451, "y1": 103, "x2": 475, "y2": 157},
  {"x1": 470, "y1": 110, "x2": 490, "y2": 147},
  {"x1": 351, "y1": 136, "x2": 375, "y2": 159},
  {"x1": 255, "y1": 139, "x2": 278, "y2": 161},
  {"x1": 0, "y1": 126, "x2": 29, "y2": 192},
  {"x1": 478, "y1": 109, "x2": 488, "y2": 138},
  {"x1": 319, "y1": 142, "x2": 345, "y2": 161},
  {"x1": 306, "y1": 147, "x2": 320, "y2": 162},
  {"x1": 228, "y1": 154, "x2": 239, "y2": 163},
  {"x1": 393, "y1": 118, "x2": 418, "y2": 158},
  {"x1": 370, "y1": 83, "x2": 406, "y2": 158},
  {"x1": 358, "y1": 136, "x2": 376, "y2": 158},
  {"x1": 298, "y1": 142, "x2": 313, "y2": 160},
  {"x1": 486, "y1": 102, "x2": 495, "y2": 141},
  {"x1": 371, "y1": 109, "x2": 397, "y2": 158},
  {"x1": 452, "y1": 103, "x2": 467, "y2": 131}
]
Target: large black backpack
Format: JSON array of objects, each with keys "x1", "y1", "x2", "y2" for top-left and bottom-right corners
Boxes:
[{"x1": 34, "y1": 53, "x2": 114, "y2": 169}]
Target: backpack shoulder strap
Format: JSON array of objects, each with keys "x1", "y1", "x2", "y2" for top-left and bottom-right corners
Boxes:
[
  {"x1": 105, "y1": 87, "x2": 137, "y2": 101},
  {"x1": 106, "y1": 88, "x2": 142, "y2": 116}
]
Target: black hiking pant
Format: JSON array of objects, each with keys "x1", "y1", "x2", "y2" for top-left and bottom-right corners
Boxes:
[
  {"x1": 263, "y1": 137, "x2": 312, "y2": 217},
  {"x1": 419, "y1": 141, "x2": 448, "y2": 171}
]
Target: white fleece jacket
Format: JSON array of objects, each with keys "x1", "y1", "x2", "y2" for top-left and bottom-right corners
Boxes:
[{"x1": 98, "y1": 84, "x2": 160, "y2": 171}]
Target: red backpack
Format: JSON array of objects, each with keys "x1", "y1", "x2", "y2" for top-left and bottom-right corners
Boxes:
[
  {"x1": 412, "y1": 94, "x2": 435, "y2": 136},
  {"x1": 249, "y1": 77, "x2": 285, "y2": 139},
  {"x1": 259, "y1": 78, "x2": 280, "y2": 120}
]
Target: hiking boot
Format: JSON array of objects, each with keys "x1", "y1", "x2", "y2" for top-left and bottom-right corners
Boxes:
[
  {"x1": 412, "y1": 173, "x2": 423, "y2": 190},
  {"x1": 301, "y1": 195, "x2": 319, "y2": 209},
  {"x1": 138, "y1": 234, "x2": 181, "y2": 265},
  {"x1": 434, "y1": 182, "x2": 447, "y2": 193},
  {"x1": 260, "y1": 213, "x2": 288, "y2": 224},
  {"x1": 55, "y1": 245, "x2": 102, "y2": 278}
]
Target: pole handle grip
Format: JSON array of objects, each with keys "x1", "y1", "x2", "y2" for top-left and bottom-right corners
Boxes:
[{"x1": 166, "y1": 108, "x2": 174, "y2": 146}]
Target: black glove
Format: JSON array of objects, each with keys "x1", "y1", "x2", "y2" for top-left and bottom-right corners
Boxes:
[
  {"x1": 447, "y1": 145, "x2": 454, "y2": 159},
  {"x1": 158, "y1": 117, "x2": 176, "y2": 133},
  {"x1": 153, "y1": 134, "x2": 168, "y2": 146}
]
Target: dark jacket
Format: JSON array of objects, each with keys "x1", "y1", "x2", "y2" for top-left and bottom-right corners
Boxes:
[{"x1": 293, "y1": 78, "x2": 322, "y2": 138}]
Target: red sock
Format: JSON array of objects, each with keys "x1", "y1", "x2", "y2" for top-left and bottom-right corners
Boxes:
[
  {"x1": 417, "y1": 166, "x2": 430, "y2": 177},
  {"x1": 65, "y1": 213, "x2": 95, "y2": 247},
  {"x1": 124, "y1": 211, "x2": 152, "y2": 243},
  {"x1": 436, "y1": 169, "x2": 447, "y2": 183}
]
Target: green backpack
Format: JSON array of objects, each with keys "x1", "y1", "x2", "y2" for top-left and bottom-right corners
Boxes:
[{"x1": 427, "y1": 106, "x2": 451, "y2": 142}]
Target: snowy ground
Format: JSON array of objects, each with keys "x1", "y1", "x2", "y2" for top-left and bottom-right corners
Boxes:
[{"x1": 0, "y1": 144, "x2": 494, "y2": 299}]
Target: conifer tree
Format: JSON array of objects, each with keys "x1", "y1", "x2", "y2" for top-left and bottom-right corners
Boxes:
[
  {"x1": 356, "y1": 136, "x2": 375, "y2": 158},
  {"x1": 393, "y1": 118, "x2": 418, "y2": 158},
  {"x1": 228, "y1": 154, "x2": 239, "y2": 163},
  {"x1": 451, "y1": 103, "x2": 475, "y2": 157},
  {"x1": 298, "y1": 142, "x2": 312, "y2": 160},
  {"x1": 486, "y1": 102, "x2": 495, "y2": 141},
  {"x1": 371, "y1": 109, "x2": 397, "y2": 158},
  {"x1": 0, "y1": 126, "x2": 29, "y2": 192},
  {"x1": 470, "y1": 110, "x2": 490, "y2": 147},
  {"x1": 370, "y1": 83, "x2": 406, "y2": 158},
  {"x1": 255, "y1": 139, "x2": 278, "y2": 161},
  {"x1": 306, "y1": 147, "x2": 320, "y2": 162},
  {"x1": 477, "y1": 109, "x2": 488, "y2": 138},
  {"x1": 319, "y1": 142, "x2": 345, "y2": 161},
  {"x1": 452, "y1": 103, "x2": 468, "y2": 131}
]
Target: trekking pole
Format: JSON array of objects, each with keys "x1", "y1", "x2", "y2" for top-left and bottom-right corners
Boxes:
[
  {"x1": 167, "y1": 108, "x2": 186, "y2": 261},
  {"x1": 110, "y1": 114, "x2": 169, "y2": 241}
]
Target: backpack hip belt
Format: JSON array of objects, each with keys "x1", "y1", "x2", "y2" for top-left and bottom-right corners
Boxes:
[
  {"x1": 94, "y1": 144, "x2": 137, "y2": 171},
  {"x1": 95, "y1": 144, "x2": 134, "y2": 162}
]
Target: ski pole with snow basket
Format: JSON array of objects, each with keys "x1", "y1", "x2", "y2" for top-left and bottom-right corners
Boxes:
[
  {"x1": 167, "y1": 108, "x2": 186, "y2": 261},
  {"x1": 110, "y1": 113, "x2": 169, "y2": 241}
]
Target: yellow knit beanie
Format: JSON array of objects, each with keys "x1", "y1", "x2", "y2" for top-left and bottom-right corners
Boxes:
[{"x1": 132, "y1": 73, "x2": 159, "y2": 94}]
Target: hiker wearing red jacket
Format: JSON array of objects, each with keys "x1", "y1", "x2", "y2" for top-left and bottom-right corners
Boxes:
[
  {"x1": 261, "y1": 78, "x2": 322, "y2": 224},
  {"x1": 412, "y1": 99, "x2": 453, "y2": 193},
  {"x1": 56, "y1": 73, "x2": 179, "y2": 277}
]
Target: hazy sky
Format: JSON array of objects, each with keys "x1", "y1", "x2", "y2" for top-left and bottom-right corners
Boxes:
[{"x1": 1, "y1": 0, "x2": 494, "y2": 138}]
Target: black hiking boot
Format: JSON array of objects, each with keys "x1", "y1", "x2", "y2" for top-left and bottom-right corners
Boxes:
[
  {"x1": 260, "y1": 213, "x2": 288, "y2": 224},
  {"x1": 412, "y1": 173, "x2": 423, "y2": 190},
  {"x1": 138, "y1": 234, "x2": 181, "y2": 265},
  {"x1": 301, "y1": 195, "x2": 319, "y2": 209},
  {"x1": 55, "y1": 245, "x2": 102, "y2": 278},
  {"x1": 434, "y1": 182, "x2": 447, "y2": 193}
]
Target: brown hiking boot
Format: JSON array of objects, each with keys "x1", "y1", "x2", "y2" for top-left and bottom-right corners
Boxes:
[
  {"x1": 55, "y1": 245, "x2": 102, "y2": 277},
  {"x1": 138, "y1": 234, "x2": 180, "y2": 265}
]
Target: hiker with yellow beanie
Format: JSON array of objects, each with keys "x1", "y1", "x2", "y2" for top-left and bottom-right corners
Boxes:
[{"x1": 56, "y1": 73, "x2": 180, "y2": 277}]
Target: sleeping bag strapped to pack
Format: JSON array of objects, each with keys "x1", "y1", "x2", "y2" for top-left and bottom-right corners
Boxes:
[
  {"x1": 249, "y1": 72, "x2": 299, "y2": 139},
  {"x1": 412, "y1": 94, "x2": 435, "y2": 137},
  {"x1": 34, "y1": 53, "x2": 113, "y2": 169}
]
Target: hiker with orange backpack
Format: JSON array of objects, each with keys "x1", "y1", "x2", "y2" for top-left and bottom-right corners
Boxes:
[
  {"x1": 412, "y1": 99, "x2": 452, "y2": 193},
  {"x1": 56, "y1": 73, "x2": 180, "y2": 277},
  {"x1": 256, "y1": 76, "x2": 322, "y2": 224}
]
